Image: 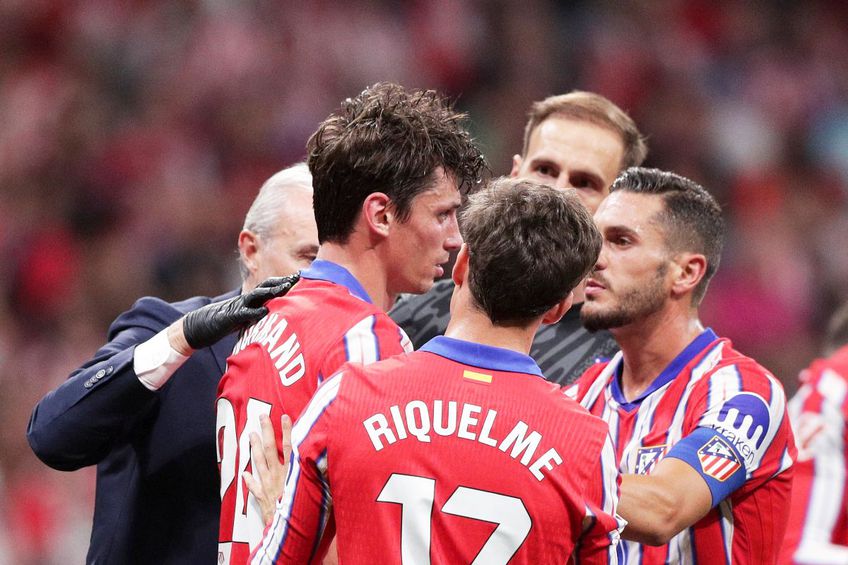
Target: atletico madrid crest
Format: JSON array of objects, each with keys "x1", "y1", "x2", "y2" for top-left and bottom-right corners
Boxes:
[
  {"x1": 697, "y1": 436, "x2": 741, "y2": 481},
  {"x1": 635, "y1": 445, "x2": 667, "y2": 475}
]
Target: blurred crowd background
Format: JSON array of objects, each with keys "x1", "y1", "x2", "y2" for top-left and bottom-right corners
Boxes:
[{"x1": 2, "y1": 0, "x2": 848, "y2": 561}]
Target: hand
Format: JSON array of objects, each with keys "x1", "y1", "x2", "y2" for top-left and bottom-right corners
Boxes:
[
  {"x1": 182, "y1": 274, "x2": 299, "y2": 350},
  {"x1": 244, "y1": 413, "x2": 293, "y2": 526}
]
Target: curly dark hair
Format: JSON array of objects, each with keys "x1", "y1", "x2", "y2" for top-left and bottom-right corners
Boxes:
[
  {"x1": 460, "y1": 177, "x2": 602, "y2": 325},
  {"x1": 307, "y1": 82, "x2": 488, "y2": 244}
]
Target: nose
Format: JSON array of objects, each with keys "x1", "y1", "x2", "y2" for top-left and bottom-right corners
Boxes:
[
  {"x1": 594, "y1": 243, "x2": 609, "y2": 272},
  {"x1": 445, "y1": 215, "x2": 463, "y2": 251},
  {"x1": 555, "y1": 174, "x2": 573, "y2": 190}
]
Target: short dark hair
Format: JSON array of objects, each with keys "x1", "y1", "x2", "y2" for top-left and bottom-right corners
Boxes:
[
  {"x1": 460, "y1": 177, "x2": 602, "y2": 325},
  {"x1": 307, "y1": 82, "x2": 487, "y2": 244},
  {"x1": 522, "y1": 91, "x2": 648, "y2": 171},
  {"x1": 610, "y1": 167, "x2": 725, "y2": 304}
]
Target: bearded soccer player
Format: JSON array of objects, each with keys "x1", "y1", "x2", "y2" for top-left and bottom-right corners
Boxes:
[
  {"x1": 391, "y1": 91, "x2": 648, "y2": 384},
  {"x1": 215, "y1": 82, "x2": 486, "y2": 564},
  {"x1": 252, "y1": 178, "x2": 625, "y2": 565},
  {"x1": 780, "y1": 301, "x2": 848, "y2": 564},
  {"x1": 566, "y1": 168, "x2": 795, "y2": 564}
]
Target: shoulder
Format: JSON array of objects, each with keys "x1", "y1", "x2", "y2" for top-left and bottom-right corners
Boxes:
[
  {"x1": 108, "y1": 289, "x2": 236, "y2": 339},
  {"x1": 700, "y1": 340, "x2": 784, "y2": 400}
]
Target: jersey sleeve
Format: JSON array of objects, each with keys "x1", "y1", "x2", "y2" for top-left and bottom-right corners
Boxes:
[
  {"x1": 665, "y1": 362, "x2": 793, "y2": 506},
  {"x1": 782, "y1": 366, "x2": 848, "y2": 564},
  {"x1": 319, "y1": 313, "x2": 411, "y2": 380},
  {"x1": 251, "y1": 373, "x2": 344, "y2": 565},
  {"x1": 575, "y1": 432, "x2": 625, "y2": 565}
]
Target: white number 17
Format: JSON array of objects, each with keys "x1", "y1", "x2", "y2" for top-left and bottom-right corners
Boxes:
[{"x1": 377, "y1": 473, "x2": 532, "y2": 565}]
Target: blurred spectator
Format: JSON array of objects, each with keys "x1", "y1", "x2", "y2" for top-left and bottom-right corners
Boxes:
[
  {"x1": 781, "y1": 301, "x2": 848, "y2": 564},
  {"x1": 2, "y1": 0, "x2": 848, "y2": 560}
]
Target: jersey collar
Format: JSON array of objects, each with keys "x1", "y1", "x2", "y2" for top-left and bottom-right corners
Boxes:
[
  {"x1": 611, "y1": 327, "x2": 718, "y2": 409},
  {"x1": 420, "y1": 336, "x2": 544, "y2": 377},
  {"x1": 300, "y1": 259, "x2": 372, "y2": 304}
]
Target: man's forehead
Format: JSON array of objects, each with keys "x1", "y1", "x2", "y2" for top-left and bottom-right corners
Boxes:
[{"x1": 596, "y1": 191, "x2": 664, "y2": 226}]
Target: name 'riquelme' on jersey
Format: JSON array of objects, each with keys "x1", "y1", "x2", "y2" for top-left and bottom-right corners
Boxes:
[{"x1": 253, "y1": 336, "x2": 625, "y2": 565}]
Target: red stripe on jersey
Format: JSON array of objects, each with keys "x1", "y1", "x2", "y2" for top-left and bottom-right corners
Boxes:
[{"x1": 572, "y1": 332, "x2": 795, "y2": 564}]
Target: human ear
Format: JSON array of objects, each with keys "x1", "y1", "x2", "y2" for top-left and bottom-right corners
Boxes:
[
  {"x1": 238, "y1": 230, "x2": 261, "y2": 276},
  {"x1": 362, "y1": 192, "x2": 392, "y2": 238},
  {"x1": 671, "y1": 253, "x2": 707, "y2": 298},
  {"x1": 510, "y1": 154, "x2": 523, "y2": 177},
  {"x1": 541, "y1": 291, "x2": 574, "y2": 325}
]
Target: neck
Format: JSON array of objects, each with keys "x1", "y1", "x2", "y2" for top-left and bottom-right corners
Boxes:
[
  {"x1": 316, "y1": 243, "x2": 394, "y2": 311},
  {"x1": 612, "y1": 305, "x2": 704, "y2": 402},
  {"x1": 444, "y1": 301, "x2": 539, "y2": 356}
]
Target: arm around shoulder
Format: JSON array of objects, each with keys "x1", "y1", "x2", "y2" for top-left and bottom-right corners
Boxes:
[{"x1": 26, "y1": 297, "x2": 181, "y2": 470}]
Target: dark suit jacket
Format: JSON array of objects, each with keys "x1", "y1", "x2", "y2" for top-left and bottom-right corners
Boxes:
[{"x1": 27, "y1": 290, "x2": 238, "y2": 564}]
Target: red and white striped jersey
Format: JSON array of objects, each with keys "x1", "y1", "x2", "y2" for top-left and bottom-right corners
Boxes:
[
  {"x1": 253, "y1": 336, "x2": 626, "y2": 565},
  {"x1": 216, "y1": 260, "x2": 411, "y2": 565},
  {"x1": 566, "y1": 329, "x2": 795, "y2": 565},
  {"x1": 780, "y1": 344, "x2": 848, "y2": 565}
]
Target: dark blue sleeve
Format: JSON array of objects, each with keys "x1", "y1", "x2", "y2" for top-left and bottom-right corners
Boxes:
[{"x1": 26, "y1": 296, "x2": 198, "y2": 471}]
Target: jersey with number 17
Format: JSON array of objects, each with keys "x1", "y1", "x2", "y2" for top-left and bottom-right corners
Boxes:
[
  {"x1": 216, "y1": 260, "x2": 411, "y2": 565},
  {"x1": 254, "y1": 336, "x2": 625, "y2": 564}
]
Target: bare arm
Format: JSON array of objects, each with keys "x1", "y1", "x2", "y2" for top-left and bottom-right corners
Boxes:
[{"x1": 618, "y1": 457, "x2": 712, "y2": 545}]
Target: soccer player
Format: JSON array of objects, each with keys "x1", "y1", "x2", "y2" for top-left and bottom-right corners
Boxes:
[
  {"x1": 391, "y1": 91, "x2": 648, "y2": 384},
  {"x1": 26, "y1": 163, "x2": 315, "y2": 564},
  {"x1": 780, "y1": 301, "x2": 848, "y2": 564},
  {"x1": 566, "y1": 167, "x2": 796, "y2": 564},
  {"x1": 216, "y1": 82, "x2": 486, "y2": 564},
  {"x1": 252, "y1": 178, "x2": 625, "y2": 565}
]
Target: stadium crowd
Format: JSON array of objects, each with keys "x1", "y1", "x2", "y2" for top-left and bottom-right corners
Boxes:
[{"x1": 2, "y1": 0, "x2": 848, "y2": 562}]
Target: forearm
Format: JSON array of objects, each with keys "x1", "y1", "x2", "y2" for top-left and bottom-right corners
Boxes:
[
  {"x1": 618, "y1": 457, "x2": 712, "y2": 545},
  {"x1": 27, "y1": 344, "x2": 158, "y2": 470},
  {"x1": 619, "y1": 473, "x2": 684, "y2": 545}
]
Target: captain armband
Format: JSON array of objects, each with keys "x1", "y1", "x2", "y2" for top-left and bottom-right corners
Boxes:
[{"x1": 664, "y1": 427, "x2": 747, "y2": 508}]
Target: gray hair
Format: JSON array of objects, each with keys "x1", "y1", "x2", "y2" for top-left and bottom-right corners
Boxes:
[
  {"x1": 238, "y1": 162, "x2": 313, "y2": 278},
  {"x1": 243, "y1": 162, "x2": 313, "y2": 237}
]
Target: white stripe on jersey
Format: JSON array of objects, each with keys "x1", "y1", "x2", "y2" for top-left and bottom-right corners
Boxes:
[
  {"x1": 253, "y1": 374, "x2": 344, "y2": 565},
  {"x1": 799, "y1": 368, "x2": 847, "y2": 550},
  {"x1": 601, "y1": 433, "x2": 625, "y2": 565},
  {"x1": 344, "y1": 315, "x2": 380, "y2": 364},
  {"x1": 580, "y1": 352, "x2": 623, "y2": 409},
  {"x1": 665, "y1": 342, "x2": 725, "y2": 449},
  {"x1": 718, "y1": 498, "x2": 734, "y2": 564},
  {"x1": 755, "y1": 373, "x2": 788, "y2": 475},
  {"x1": 620, "y1": 384, "x2": 671, "y2": 474}
]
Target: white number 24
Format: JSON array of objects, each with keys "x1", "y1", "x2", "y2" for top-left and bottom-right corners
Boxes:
[{"x1": 377, "y1": 473, "x2": 532, "y2": 565}]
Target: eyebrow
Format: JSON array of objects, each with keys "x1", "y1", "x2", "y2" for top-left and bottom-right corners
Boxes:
[{"x1": 603, "y1": 225, "x2": 639, "y2": 239}]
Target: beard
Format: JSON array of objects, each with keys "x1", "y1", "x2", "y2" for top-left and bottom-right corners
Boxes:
[{"x1": 581, "y1": 264, "x2": 668, "y2": 332}]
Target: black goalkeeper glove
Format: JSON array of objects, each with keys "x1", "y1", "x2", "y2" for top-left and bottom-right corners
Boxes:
[{"x1": 182, "y1": 274, "x2": 300, "y2": 350}]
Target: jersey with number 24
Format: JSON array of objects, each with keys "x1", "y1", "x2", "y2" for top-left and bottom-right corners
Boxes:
[{"x1": 216, "y1": 260, "x2": 411, "y2": 565}]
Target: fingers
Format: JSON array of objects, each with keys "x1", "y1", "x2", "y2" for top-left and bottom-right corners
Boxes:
[
  {"x1": 257, "y1": 273, "x2": 300, "y2": 288},
  {"x1": 281, "y1": 414, "x2": 293, "y2": 465},
  {"x1": 249, "y1": 430, "x2": 269, "y2": 482},
  {"x1": 244, "y1": 276, "x2": 299, "y2": 307},
  {"x1": 260, "y1": 413, "x2": 281, "y2": 466}
]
